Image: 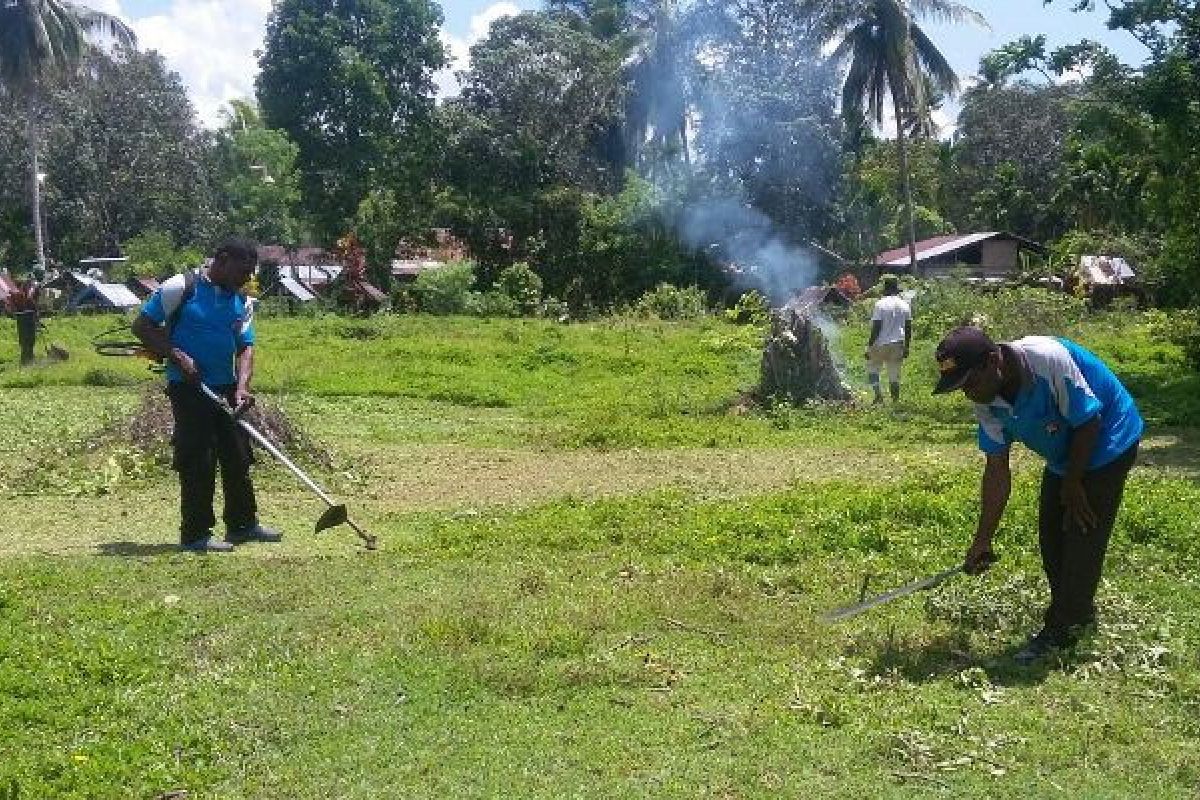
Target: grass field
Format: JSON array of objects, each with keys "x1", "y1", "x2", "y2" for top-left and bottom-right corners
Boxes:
[{"x1": 1, "y1": 302, "x2": 1198, "y2": 798}]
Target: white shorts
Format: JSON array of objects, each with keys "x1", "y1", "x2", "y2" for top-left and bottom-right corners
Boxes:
[{"x1": 867, "y1": 342, "x2": 906, "y2": 382}]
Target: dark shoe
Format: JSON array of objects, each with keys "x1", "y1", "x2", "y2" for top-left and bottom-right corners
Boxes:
[
  {"x1": 1014, "y1": 629, "x2": 1068, "y2": 666},
  {"x1": 226, "y1": 523, "x2": 283, "y2": 545},
  {"x1": 181, "y1": 536, "x2": 235, "y2": 553}
]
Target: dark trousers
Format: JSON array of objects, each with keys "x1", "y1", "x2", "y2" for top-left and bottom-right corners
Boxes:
[
  {"x1": 167, "y1": 382, "x2": 258, "y2": 544},
  {"x1": 1038, "y1": 442, "x2": 1139, "y2": 636}
]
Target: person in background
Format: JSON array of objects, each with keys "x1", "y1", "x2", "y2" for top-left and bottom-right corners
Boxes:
[
  {"x1": 933, "y1": 326, "x2": 1143, "y2": 665},
  {"x1": 865, "y1": 274, "x2": 912, "y2": 403},
  {"x1": 132, "y1": 239, "x2": 282, "y2": 553}
]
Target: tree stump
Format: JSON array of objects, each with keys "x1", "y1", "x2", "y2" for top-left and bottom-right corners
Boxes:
[{"x1": 758, "y1": 306, "x2": 854, "y2": 405}]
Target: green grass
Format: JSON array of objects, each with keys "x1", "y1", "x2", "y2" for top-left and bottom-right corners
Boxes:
[{"x1": 1, "y1": 303, "x2": 1199, "y2": 797}]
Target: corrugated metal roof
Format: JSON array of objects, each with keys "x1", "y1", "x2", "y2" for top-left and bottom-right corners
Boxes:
[
  {"x1": 279, "y1": 264, "x2": 341, "y2": 284},
  {"x1": 1080, "y1": 255, "x2": 1136, "y2": 285},
  {"x1": 875, "y1": 232, "x2": 1045, "y2": 266},
  {"x1": 73, "y1": 282, "x2": 141, "y2": 308},
  {"x1": 278, "y1": 277, "x2": 317, "y2": 302},
  {"x1": 876, "y1": 233, "x2": 998, "y2": 266}
]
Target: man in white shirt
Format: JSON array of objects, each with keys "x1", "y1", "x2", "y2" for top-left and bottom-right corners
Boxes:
[{"x1": 865, "y1": 274, "x2": 913, "y2": 403}]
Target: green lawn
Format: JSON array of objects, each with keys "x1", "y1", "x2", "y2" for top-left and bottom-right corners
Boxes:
[{"x1": 1, "y1": 306, "x2": 1198, "y2": 798}]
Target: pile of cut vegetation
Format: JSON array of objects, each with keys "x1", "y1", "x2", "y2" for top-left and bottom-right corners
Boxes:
[
  {"x1": 758, "y1": 305, "x2": 855, "y2": 406},
  {"x1": 90, "y1": 386, "x2": 333, "y2": 468}
]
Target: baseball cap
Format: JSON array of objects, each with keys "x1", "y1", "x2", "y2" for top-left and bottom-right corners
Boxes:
[{"x1": 932, "y1": 326, "x2": 997, "y2": 394}]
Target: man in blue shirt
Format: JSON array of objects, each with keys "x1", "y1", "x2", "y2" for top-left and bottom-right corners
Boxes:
[
  {"x1": 933, "y1": 326, "x2": 1143, "y2": 664},
  {"x1": 133, "y1": 239, "x2": 282, "y2": 552}
]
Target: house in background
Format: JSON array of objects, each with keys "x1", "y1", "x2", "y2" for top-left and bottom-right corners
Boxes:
[
  {"x1": 391, "y1": 228, "x2": 468, "y2": 284},
  {"x1": 1079, "y1": 255, "x2": 1142, "y2": 307},
  {"x1": 257, "y1": 246, "x2": 343, "y2": 295},
  {"x1": 264, "y1": 276, "x2": 318, "y2": 305},
  {"x1": 68, "y1": 282, "x2": 141, "y2": 312},
  {"x1": 875, "y1": 232, "x2": 1046, "y2": 280}
]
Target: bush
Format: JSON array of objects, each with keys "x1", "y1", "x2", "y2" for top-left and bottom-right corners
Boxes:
[
  {"x1": 494, "y1": 262, "x2": 543, "y2": 315},
  {"x1": 633, "y1": 283, "x2": 707, "y2": 320},
  {"x1": 539, "y1": 295, "x2": 570, "y2": 321},
  {"x1": 723, "y1": 290, "x2": 770, "y2": 327},
  {"x1": 465, "y1": 290, "x2": 520, "y2": 318},
  {"x1": 410, "y1": 261, "x2": 476, "y2": 314},
  {"x1": 1146, "y1": 308, "x2": 1200, "y2": 370},
  {"x1": 907, "y1": 281, "x2": 1089, "y2": 340}
]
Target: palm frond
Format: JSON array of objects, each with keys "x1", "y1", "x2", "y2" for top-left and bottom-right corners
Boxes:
[
  {"x1": 909, "y1": 24, "x2": 959, "y2": 94},
  {"x1": 68, "y1": 4, "x2": 138, "y2": 49},
  {"x1": 907, "y1": 0, "x2": 989, "y2": 30}
]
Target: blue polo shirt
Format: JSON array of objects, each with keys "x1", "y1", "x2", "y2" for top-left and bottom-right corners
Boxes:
[
  {"x1": 975, "y1": 336, "x2": 1142, "y2": 475},
  {"x1": 141, "y1": 270, "x2": 255, "y2": 386}
]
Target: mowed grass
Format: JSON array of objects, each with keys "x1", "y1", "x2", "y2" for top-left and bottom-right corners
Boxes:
[{"x1": 1, "y1": 307, "x2": 1199, "y2": 798}]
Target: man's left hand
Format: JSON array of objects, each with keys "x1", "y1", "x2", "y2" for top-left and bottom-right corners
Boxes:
[{"x1": 1061, "y1": 478, "x2": 1098, "y2": 533}]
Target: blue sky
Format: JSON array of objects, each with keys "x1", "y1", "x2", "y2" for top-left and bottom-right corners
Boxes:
[{"x1": 93, "y1": 0, "x2": 1150, "y2": 128}]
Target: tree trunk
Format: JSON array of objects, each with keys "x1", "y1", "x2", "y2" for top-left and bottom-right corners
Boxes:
[
  {"x1": 26, "y1": 105, "x2": 47, "y2": 272},
  {"x1": 892, "y1": 85, "x2": 919, "y2": 278},
  {"x1": 895, "y1": 5, "x2": 919, "y2": 277},
  {"x1": 15, "y1": 310, "x2": 38, "y2": 366}
]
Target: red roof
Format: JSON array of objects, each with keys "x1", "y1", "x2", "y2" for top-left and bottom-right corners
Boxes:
[
  {"x1": 257, "y1": 245, "x2": 338, "y2": 265},
  {"x1": 874, "y1": 235, "x2": 967, "y2": 266}
]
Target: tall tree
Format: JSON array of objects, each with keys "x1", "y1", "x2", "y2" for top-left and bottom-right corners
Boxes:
[
  {"x1": 0, "y1": 0, "x2": 134, "y2": 271},
  {"x1": 692, "y1": 0, "x2": 843, "y2": 243},
  {"x1": 0, "y1": 48, "x2": 212, "y2": 266},
  {"x1": 817, "y1": 0, "x2": 984, "y2": 273},
  {"x1": 256, "y1": 0, "x2": 446, "y2": 243},
  {"x1": 549, "y1": 0, "x2": 701, "y2": 172},
  {"x1": 210, "y1": 100, "x2": 303, "y2": 246}
]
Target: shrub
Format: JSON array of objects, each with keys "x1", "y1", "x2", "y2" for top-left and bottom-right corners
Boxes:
[
  {"x1": 465, "y1": 290, "x2": 520, "y2": 318},
  {"x1": 633, "y1": 283, "x2": 707, "y2": 320},
  {"x1": 494, "y1": 262, "x2": 543, "y2": 315},
  {"x1": 911, "y1": 281, "x2": 1088, "y2": 340},
  {"x1": 723, "y1": 290, "x2": 770, "y2": 327},
  {"x1": 410, "y1": 260, "x2": 476, "y2": 314},
  {"x1": 1146, "y1": 308, "x2": 1200, "y2": 370}
]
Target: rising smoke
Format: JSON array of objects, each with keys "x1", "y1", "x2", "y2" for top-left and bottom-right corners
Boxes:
[{"x1": 636, "y1": 0, "x2": 845, "y2": 306}]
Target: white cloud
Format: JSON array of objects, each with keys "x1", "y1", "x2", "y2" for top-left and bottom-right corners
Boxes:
[
  {"x1": 81, "y1": 0, "x2": 270, "y2": 128},
  {"x1": 83, "y1": 0, "x2": 521, "y2": 128},
  {"x1": 434, "y1": 2, "x2": 521, "y2": 97}
]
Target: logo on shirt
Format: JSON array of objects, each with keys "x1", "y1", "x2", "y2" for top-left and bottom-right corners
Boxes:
[{"x1": 1045, "y1": 420, "x2": 1061, "y2": 436}]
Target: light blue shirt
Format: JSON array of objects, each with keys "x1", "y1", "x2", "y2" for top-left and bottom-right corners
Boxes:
[
  {"x1": 976, "y1": 336, "x2": 1143, "y2": 475},
  {"x1": 141, "y1": 271, "x2": 255, "y2": 386}
]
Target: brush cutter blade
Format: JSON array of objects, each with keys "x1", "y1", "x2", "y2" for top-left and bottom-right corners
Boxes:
[{"x1": 315, "y1": 504, "x2": 349, "y2": 533}]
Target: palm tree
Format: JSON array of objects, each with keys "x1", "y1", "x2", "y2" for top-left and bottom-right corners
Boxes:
[
  {"x1": 0, "y1": 1, "x2": 135, "y2": 272},
  {"x1": 549, "y1": 0, "x2": 698, "y2": 172},
  {"x1": 819, "y1": 0, "x2": 984, "y2": 274}
]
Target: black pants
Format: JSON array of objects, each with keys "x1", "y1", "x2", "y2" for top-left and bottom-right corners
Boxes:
[
  {"x1": 167, "y1": 382, "x2": 258, "y2": 544},
  {"x1": 1038, "y1": 441, "x2": 1139, "y2": 636}
]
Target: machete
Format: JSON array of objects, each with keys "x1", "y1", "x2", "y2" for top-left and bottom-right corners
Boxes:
[{"x1": 819, "y1": 553, "x2": 995, "y2": 623}]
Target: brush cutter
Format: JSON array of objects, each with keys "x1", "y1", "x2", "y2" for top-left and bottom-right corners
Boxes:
[
  {"x1": 819, "y1": 552, "x2": 995, "y2": 623},
  {"x1": 91, "y1": 332, "x2": 377, "y2": 549},
  {"x1": 198, "y1": 383, "x2": 378, "y2": 550}
]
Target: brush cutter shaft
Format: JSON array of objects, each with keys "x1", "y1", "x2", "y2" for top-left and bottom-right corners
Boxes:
[
  {"x1": 198, "y1": 383, "x2": 377, "y2": 549},
  {"x1": 198, "y1": 384, "x2": 337, "y2": 504}
]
